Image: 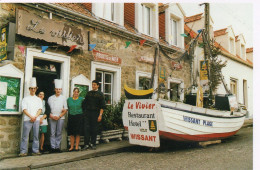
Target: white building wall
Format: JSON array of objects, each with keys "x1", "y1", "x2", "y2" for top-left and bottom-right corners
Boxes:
[{"x1": 216, "y1": 54, "x2": 253, "y2": 117}]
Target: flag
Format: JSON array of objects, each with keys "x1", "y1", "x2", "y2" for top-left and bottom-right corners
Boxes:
[
  {"x1": 41, "y1": 46, "x2": 48, "y2": 53},
  {"x1": 105, "y1": 43, "x2": 113, "y2": 48},
  {"x1": 125, "y1": 41, "x2": 131, "y2": 48},
  {"x1": 18, "y1": 45, "x2": 25, "y2": 55},
  {"x1": 67, "y1": 45, "x2": 77, "y2": 53},
  {"x1": 180, "y1": 33, "x2": 188, "y2": 37},
  {"x1": 140, "y1": 40, "x2": 146, "y2": 46},
  {"x1": 89, "y1": 44, "x2": 96, "y2": 51},
  {"x1": 197, "y1": 29, "x2": 202, "y2": 33}
]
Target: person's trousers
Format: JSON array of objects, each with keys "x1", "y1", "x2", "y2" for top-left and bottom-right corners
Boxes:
[
  {"x1": 84, "y1": 111, "x2": 99, "y2": 146},
  {"x1": 20, "y1": 120, "x2": 40, "y2": 154},
  {"x1": 49, "y1": 119, "x2": 64, "y2": 149}
]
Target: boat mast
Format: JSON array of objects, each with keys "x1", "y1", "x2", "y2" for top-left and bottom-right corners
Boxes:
[{"x1": 157, "y1": 43, "x2": 160, "y2": 100}]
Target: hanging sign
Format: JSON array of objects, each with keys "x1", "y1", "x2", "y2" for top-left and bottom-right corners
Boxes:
[
  {"x1": 160, "y1": 67, "x2": 166, "y2": 80},
  {"x1": 171, "y1": 61, "x2": 182, "y2": 70},
  {"x1": 92, "y1": 49, "x2": 121, "y2": 64},
  {"x1": 0, "y1": 27, "x2": 7, "y2": 61},
  {"x1": 137, "y1": 56, "x2": 154, "y2": 65},
  {"x1": 200, "y1": 60, "x2": 209, "y2": 80},
  {"x1": 122, "y1": 99, "x2": 160, "y2": 147},
  {"x1": 16, "y1": 9, "x2": 88, "y2": 50}
]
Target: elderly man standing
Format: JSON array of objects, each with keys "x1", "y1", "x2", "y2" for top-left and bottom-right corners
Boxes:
[
  {"x1": 48, "y1": 79, "x2": 68, "y2": 153},
  {"x1": 19, "y1": 77, "x2": 42, "y2": 156}
]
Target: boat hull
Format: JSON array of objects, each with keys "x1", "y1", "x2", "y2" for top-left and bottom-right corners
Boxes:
[
  {"x1": 123, "y1": 99, "x2": 245, "y2": 143},
  {"x1": 157, "y1": 99, "x2": 245, "y2": 142}
]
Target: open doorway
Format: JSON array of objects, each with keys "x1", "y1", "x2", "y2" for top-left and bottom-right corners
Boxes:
[
  {"x1": 33, "y1": 58, "x2": 61, "y2": 100},
  {"x1": 29, "y1": 58, "x2": 61, "y2": 151},
  {"x1": 24, "y1": 48, "x2": 70, "y2": 151}
]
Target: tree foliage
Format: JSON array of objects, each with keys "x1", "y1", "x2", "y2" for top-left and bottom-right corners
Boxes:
[{"x1": 207, "y1": 39, "x2": 227, "y2": 94}]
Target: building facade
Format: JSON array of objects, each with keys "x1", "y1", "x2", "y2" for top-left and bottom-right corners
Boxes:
[
  {"x1": 184, "y1": 13, "x2": 253, "y2": 117},
  {"x1": 0, "y1": 3, "x2": 192, "y2": 155}
]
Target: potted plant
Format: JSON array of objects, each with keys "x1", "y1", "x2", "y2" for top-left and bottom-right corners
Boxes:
[{"x1": 99, "y1": 96, "x2": 126, "y2": 143}]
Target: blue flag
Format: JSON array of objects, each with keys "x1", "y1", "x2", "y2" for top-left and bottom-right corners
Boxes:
[
  {"x1": 41, "y1": 46, "x2": 49, "y2": 53},
  {"x1": 197, "y1": 29, "x2": 202, "y2": 33},
  {"x1": 89, "y1": 44, "x2": 96, "y2": 51}
]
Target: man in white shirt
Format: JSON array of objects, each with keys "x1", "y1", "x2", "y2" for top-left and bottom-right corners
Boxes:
[
  {"x1": 19, "y1": 77, "x2": 42, "y2": 156},
  {"x1": 48, "y1": 79, "x2": 68, "y2": 153}
]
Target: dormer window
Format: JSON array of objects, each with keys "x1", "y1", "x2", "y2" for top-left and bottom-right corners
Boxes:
[
  {"x1": 170, "y1": 18, "x2": 177, "y2": 45},
  {"x1": 241, "y1": 44, "x2": 245, "y2": 59},
  {"x1": 104, "y1": 3, "x2": 116, "y2": 22},
  {"x1": 230, "y1": 38, "x2": 234, "y2": 54},
  {"x1": 92, "y1": 3, "x2": 124, "y2": 26},
  {"x1": 142, "y1": 4, "x2": 151, "y2": 35}
]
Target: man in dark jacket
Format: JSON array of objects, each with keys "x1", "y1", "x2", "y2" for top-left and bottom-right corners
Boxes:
[{"x1": 82, "y1": 80, "x2": 105, "y2": 150}]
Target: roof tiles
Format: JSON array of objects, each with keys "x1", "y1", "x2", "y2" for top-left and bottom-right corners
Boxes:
[
  {"x1": 184, "y1": 13, "x2": 203, "y2": 23},
  {"x1": 214, "y1": 28, "x2": 227, "y2": 37}
]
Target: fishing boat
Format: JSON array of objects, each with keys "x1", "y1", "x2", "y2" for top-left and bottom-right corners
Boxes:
[
  {"x1": 122, "y1": 4, "x2": 246, "y2": 146},
  {"x1": 157, "y1": 99, "x2": 245, "y2": 142},
  {"x1": 123, "y1": 97, "x2": 246, "y2": 144}
]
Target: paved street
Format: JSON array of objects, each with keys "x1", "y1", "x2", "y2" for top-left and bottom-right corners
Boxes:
[{"x1": 38, "y1": 126, "x2": 253, "y2": 170}]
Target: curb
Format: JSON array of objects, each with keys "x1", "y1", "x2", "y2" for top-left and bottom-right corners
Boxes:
[
  {"x1": 242, "y1": 119, "x2": 253, "y2": 128},
  {"x1": 0, "y1": 142, "x2": 133, "y2": 170},
  {"x1": 30, "y1": 146, "x2": 133, "y2": 169}
]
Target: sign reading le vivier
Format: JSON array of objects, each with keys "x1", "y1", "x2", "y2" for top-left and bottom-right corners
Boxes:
[
  {"x1": 123, "y1": 99, "x2": 160, "y2": 147},
  {"x1": 16, "y1": 9, "x2": 88, "y2": 50}
]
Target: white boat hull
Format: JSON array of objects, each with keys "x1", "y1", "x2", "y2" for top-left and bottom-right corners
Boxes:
[
  {"x1": 123, "y1": 99, "x2": 246, "y2": 142},
  {"x1": 157, "y1": 99, "x2": 245, "y2": 142}
]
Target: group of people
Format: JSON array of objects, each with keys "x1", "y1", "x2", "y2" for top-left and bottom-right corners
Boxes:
[{"x1": 19, "y1": 78, "x2": 105, "y2": 156}]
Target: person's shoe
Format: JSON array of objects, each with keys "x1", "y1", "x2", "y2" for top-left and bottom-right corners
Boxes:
[
  {"x1": 90, "y1": 144, "x2": 96, "y2": 150},
  {"x1": 32, "y1": 152, "x2": 41, "y2": 156},
  {"x1": 56, "y1": 149, "x2": 62, "y2": 153},
  {"x1": 50, "y1": 148, "x2": 56, "y2": 153},
  {"x1": 19, "y1": 153, "x2": 27, "y2": 157},
  {"x1": 68, "y1": 148, "x2": 74, "y2": 152},
  {"x1": 81, "y1": 145, "x2": 89, "y2": 151}
]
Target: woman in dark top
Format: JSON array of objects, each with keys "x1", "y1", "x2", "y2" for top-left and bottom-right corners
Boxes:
[{"x1": 67, "y1": 87, "x2": 84, "y2": 151}]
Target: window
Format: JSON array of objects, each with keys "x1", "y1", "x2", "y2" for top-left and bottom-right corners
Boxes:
[
  {"x1": 170, "y1": 19, "x2": 177, "y2": 45},
  {"x1": 96, "y1": 71, "x2": 113, "y2": 105},
  {"x1": 104, "y1": 3, "x2": 115, "y2": 22},
  {"x1": 139, "y1": 77, "x2": 151, "y2": 90},
  {"x1": 230, "y1": 78, "x2": 237, "y2": 97},
  {"x1": 167, "y1": 77, "x2": 184, "y2": 102},
  {"x1": 169, "y1": 82, "x2": 180, "y2": 101},
  {"x1": 241, "y1": 44, "x2": 245, "y2": 59},
  {"x1": 142, "y1": 4, "x2": 151, "y2": 35},
  {"x1": 111, "y1": 3, "x2": 115, "y2": 22},
  {"x1": 230, "y1": 38, "x2": 234, "y2": 54},
  {"x1": 243, "y1": 79, "x2": 248, "y2": 108}
]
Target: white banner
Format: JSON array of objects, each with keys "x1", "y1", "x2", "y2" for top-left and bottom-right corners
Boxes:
[{"x1": 123, "y1": 99, "x2": 160, "y2": 147}]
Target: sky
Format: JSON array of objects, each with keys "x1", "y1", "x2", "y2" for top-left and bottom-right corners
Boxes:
[{"x1": 180, "y1": 3, "x2": 253, "y2": 48}]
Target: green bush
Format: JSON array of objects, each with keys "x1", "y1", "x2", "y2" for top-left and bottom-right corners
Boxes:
[{"x1": 99, "y1": 96, "x2": 126, "y2": 131}]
